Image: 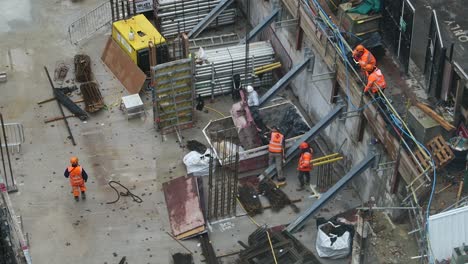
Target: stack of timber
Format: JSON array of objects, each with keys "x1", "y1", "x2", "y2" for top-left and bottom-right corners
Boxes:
[
  {"x1": 195, "y1": 41, "x2": 275, "y2": 97},
  {"x1": 154, "y1": 0, "x2": 237, "y2": 38}
]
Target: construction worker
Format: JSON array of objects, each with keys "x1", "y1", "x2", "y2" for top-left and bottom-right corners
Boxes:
[
  {"x1": 364, "y1": 64, "x2": 387, "y2": 94},
  {"x1": 232, "y1": 74, "x2": 242, "y2": 101},
  {"x1": 64, "y1": 157, "x2": 88, "y2": 201},
  {"x1": 246, "y1": 85, "x2": 259, "y2": 108},
  {"x1": 268, "y1": 126, "x2": 286, "y2": 182},
  {"x1": 246, "y1": 85, "x2": 266, "y2": 131},
  {"x1": 353, "y1": 44, "x2": 376, "y2": 70},
  {"x1": 296, "y1": 142, "x2": 313, "y2": 191}
]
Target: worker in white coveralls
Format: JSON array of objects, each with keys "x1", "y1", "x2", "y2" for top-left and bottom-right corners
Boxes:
[{"x1": 246, "y1": 85, "x2": 266, "y2": 131}]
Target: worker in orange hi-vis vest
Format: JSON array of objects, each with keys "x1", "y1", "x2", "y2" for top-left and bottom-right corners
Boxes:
[
  {"x1": 268, "y1": 126, "x2": 286, "y2": 182},
  {"x1": 64, "y1": 157, "x2": 88, "y2": 201},
  {"x1": 364, "y1": 64, "x2": 387, "y2": 94},
  {"x1": 353, "y1": 44, "x2": 376, "y2": 70},
  {"x1": 296, "y1": 142, "x2": 313, "y2": 191}
]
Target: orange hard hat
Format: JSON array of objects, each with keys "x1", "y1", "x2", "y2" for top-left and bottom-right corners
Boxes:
[
  {"x1": 70, "y1": 156, "x2": 78, "y2": 165},
  {"x1": 364, "y1": 64, "x2": 375, "y2": 72},
  {"x1": 355, "y1": 45, "x2": 365, "y2": 52},
  {"x1": 299, "y1": 142, "x2": 309, "y2": 149}
]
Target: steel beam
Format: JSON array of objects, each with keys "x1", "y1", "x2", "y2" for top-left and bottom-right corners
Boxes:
[
  {"x1": 287, "y1": 155, "x2": 376, "y2": 233},
  {"x1": 187, "y1": 0, "x2": 234, "y2": 39},
  {"x1": 239, "y1": 9, "x2": 280, "y2": 44},
  {"x1": 259, "y1": 58, "x2": 311, "y2": 106},
  {"x1": 259, "y1": 104, "x2": 344, "y2": 179}
]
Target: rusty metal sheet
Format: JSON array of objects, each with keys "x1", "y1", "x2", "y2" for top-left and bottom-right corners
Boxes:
[
  {"x1": 101, "y1": 37, "x2": 146, "y2": 94},
  {"x1": 163, "y1": 176, "x2": 205, "y2": 239}
]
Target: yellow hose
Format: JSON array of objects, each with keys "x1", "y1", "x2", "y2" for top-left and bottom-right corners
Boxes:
[
  {"x1": 237, "y1": 198, "x2": 278, "y2": 264},
  {"x1": 204, "y1": 106, "x2": 226, "y2": 118}
]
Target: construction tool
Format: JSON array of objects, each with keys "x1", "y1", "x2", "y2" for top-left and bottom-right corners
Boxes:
[
  {"x1": 38, "y1": 98, "x2": 84, "y2": 105},
  {"x1": 435, "y1": 183, "x2": 453, "y2": 195},
  {"x1": 44, "y1": 115, "x2": 76, "y2": 124},
  {"x1": 44, "y1": 66, "x2": 77, "y2": 146}
]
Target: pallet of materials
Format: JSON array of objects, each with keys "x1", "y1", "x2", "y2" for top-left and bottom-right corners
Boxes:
[
  {"x1": 195, "y1": 41, "x2": 275, "y2": 97},
  {"x1": 154, "y1": 0, "x2": 237, "y2": 38}
]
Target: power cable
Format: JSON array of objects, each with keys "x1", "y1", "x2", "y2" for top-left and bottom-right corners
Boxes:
[{"x1": 106, "y1": 181, "x2": 143, "y2": 204}]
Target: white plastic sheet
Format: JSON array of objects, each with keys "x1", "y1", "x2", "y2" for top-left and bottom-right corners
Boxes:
[
  {"x1": 183, "y1": 149, "x2": 213, "y2": 176},
  {"x1": 316, "y1": 222, "x2": 351, "y2": 259}
]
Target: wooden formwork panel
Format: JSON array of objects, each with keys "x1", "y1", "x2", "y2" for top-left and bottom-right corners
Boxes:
[{"x1": 101, "y1": 37, "x2": 146, "y2": 94}]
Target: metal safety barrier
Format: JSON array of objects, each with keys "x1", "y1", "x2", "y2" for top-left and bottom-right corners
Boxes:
[
  {"x1": 0, "y1": 114, "x2": 16, "y2": 192},
  {"x1": 0, "y1": 123, "x2": 25, "y2": 153},
  {"x1": 68, "y1": 1, "x2": 112, "y2": 44},
  {"x1": 0, "y1": 179, "x2": 31, "y2": 263}
]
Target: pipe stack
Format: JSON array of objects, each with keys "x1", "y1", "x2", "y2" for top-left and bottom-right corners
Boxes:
[
  {"x1": 195, "y1": 41, "x2": 275, "y2": 97},
  {"x1": 155, "y1": 0, "x2": 237, "y2": 38}
]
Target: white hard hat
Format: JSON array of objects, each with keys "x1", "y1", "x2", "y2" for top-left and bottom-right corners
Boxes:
[{"x1": 246, "y1": 85, "x2": 254, "y2": 93}]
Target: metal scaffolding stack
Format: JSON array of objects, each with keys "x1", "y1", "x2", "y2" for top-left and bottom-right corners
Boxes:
[
  {"x1": 195, "y1": 41, "x2": 275, "y2": 97},
  {"x1": 153, "y1": 0, "x2": 237, "y2": 38}
]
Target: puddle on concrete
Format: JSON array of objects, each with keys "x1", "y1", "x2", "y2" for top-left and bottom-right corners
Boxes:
[{"x1": 0, "y1": 0, "x2": 32, "y2": 33}]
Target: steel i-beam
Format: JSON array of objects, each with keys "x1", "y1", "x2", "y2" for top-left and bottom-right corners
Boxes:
[
  {"x1": 287, "y1": 155, "x2": 376, "y2": 233},
  {"x1": 239, "y1": 9, "x2": 280, "y2": 44},
  {"x1": 259, "y1": 58, "x2": 311, "y2": 106},
  {"x1": 188, "y1": 0, "x2": 234, "y2": 39},
  {"x1": 259, "y1": 104, "x2": 345, "y2": 179}
]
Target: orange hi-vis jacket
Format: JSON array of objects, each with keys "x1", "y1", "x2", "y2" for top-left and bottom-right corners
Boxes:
[
  {"x1": 268, "y1": 132, "x2": 284, "y2": 153},
  {"x1": 298, "y1": 152, "x2": 312, "y2": 172},
  {"x1": 365, "y1": 68, "x2": 387, "y2": 93},
  {"x1": 68, "y1": 166, "x2": 84, "y2": 186},
  {"x1": 354, "y1": 48, "x2": 376, "y2": 69}
]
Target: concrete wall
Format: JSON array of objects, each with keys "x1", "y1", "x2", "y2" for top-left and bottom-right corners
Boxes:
[{"x1": 240, "y1": 0, "x2": 403, "y2": 210}]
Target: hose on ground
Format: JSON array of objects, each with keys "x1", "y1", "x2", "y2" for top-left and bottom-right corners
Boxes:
[{"x1": 107, "y1": 180, "x2": 143, "y2": 204}]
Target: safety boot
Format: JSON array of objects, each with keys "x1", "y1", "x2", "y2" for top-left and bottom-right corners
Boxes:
[
  {"x1": 74, "y1": 196, "x2": 79, "y2": 202},
  {"x1": 296, "y1": 185, "x2": 305, "y2": 191},
  {"x1": 81, "y1": 191, "x2": 86, "y2": 200}
]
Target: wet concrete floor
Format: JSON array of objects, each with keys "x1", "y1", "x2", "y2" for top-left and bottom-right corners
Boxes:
[{"x1": 0, "y1": 1, "x2": 363, "y2": 263}]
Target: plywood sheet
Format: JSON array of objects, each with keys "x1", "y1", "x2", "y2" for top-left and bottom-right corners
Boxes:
[
  {"x1": 163, "y1": 176, "x2": 205, "y2": 238},
  {"x1": 101, "y1": 37, "x2": 146, "y2": 94}
]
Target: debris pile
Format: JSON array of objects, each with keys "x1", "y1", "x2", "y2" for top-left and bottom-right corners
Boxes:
[
  {"x1": 186, "y1": 140, "x2": 207, "y2": 155},
  {"x1": 278, "y1": 107, "x2": 310, "y2": 138},
  {"x1": 237, "y1": 226, "x2": 320, "y2": 264},
  {"x1": 54, "y1": 62, "x2": 69, "y2": 82},
  {"x1": 238, "y1": 185, "x2": 263, "y2": 216},
  {"x1": 172, "y1": 253, "x2": 193, "y2": 264},
  {"x1": 258, "y1": 179, "x2": 299, "y2": 213}
]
